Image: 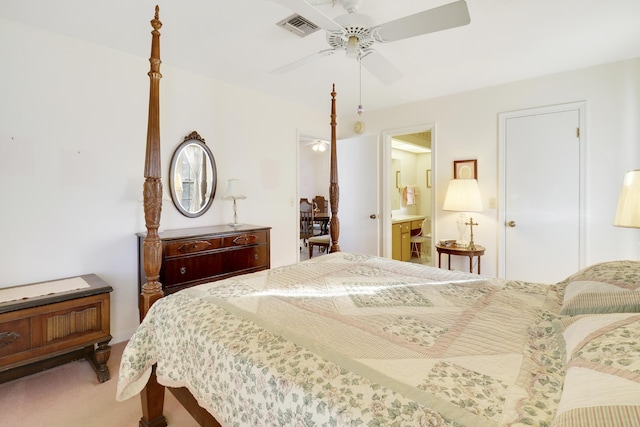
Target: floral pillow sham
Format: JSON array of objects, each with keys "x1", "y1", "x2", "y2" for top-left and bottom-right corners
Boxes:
[
  {"x1": 552, "y1": 313, "x2": 640, "y2": 426},
  {"x1": 558, "y1": 260, "x2": 640, "y2": 315}
]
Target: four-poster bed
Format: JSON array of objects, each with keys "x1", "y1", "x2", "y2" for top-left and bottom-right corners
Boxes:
[{"x1": 117, "y1": 7, "x2": 640, "y2": 427}]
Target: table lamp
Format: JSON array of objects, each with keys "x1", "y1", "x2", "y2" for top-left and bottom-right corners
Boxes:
[
  {"x1": 443, "y1": 179, "x2": 483, "y2": 249},
  {"x1": 223, "y1": 178, "x2": 246, "y2": 227},
  {"x1": 614, "y1": 169, "x2": 640, "y2": 228}
]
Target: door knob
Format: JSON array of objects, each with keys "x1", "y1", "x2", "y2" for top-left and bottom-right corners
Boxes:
[
  {"x1": 370, "y1": 214, "x2": 377, "y2": 219},
  {"x1": 507, "y1": 220, "x2": 516, "y2": 227}
]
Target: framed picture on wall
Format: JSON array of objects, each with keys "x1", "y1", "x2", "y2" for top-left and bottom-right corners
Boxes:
[{"x1": 454, "y1": 159, "x2": 477, "y2": 180}]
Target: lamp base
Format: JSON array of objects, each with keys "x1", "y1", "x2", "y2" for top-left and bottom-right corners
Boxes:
[
  {"x1": 455, "y1": 213, "x2": 469, "y2": 247},
  {"x1": 228, "y1": 223, "x2": 242, "y2": 227}
]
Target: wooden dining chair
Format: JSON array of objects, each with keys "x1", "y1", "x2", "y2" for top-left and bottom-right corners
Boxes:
[
  {"x1": 300, "y1": 198, "x2": 315, "y2": 247},
  {"x1": 311, "y1": 196, "x2": 329, "y2": 235},
  {"x1": 313, "y1": 195, "x2": 328, "y2": 213}
]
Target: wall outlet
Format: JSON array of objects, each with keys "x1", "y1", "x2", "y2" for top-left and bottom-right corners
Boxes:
[{"x1": 488, "y1": 198, "x2": 497, "y2": 209}]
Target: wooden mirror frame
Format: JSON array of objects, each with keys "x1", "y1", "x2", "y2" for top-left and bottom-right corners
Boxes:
[{"x1": 168, "y1": 131, "x2": 217, "y2": 218}]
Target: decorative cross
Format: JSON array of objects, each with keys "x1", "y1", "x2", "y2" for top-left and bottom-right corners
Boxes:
[{"x1": 465, "y1": 217, "x2": 479, "y2": 250}]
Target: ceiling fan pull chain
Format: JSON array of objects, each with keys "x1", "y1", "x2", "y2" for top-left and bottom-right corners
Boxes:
[{"x1": 357, "y1": 59, "x2": 364, "y2": 115}]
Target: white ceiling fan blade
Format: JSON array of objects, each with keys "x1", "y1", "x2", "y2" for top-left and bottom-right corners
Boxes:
[
  {"x1": 270, "y1": 48, "x2": 337, "y2": 74},
  {"x1": 373, "y1": 0, "x2": 470, "y2": 43},
  {"x1": 360, "y1": 49, "x2": 403, "y2": 85},
  {"x1": 271, "y1": 0, "x2": 345, "y2": 33}
]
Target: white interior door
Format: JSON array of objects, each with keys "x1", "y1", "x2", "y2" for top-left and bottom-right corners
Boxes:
[
  {"x1": 337, "y1": 134, "x2": 380, "y2": 255},
  {"x1": 499, "y1": 103, "x2": 585, "y2": 283}
]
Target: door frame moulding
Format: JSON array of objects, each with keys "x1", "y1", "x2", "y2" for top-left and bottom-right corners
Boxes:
[
  {"x1": 497, "y1": 101, "x2": 587, "y2": 278},
  {"x1": 382, "y1": 123, "x2": 436, "y2": 261}
]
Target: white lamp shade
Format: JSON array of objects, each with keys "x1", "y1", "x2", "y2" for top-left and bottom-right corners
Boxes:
[
  {"x1": 443, "y1": 179, "x2": 483, "y2": 212},
  {"x1": 614, "y1": 169, "x2": 640, "y2": 228},
  {"x1": 222, "y1": 178, "x2": 246, "y2": 200}
]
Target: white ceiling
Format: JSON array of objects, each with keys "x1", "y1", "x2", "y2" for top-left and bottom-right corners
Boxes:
[{"x1": 2, "y1": 0, "x2": 640, "y2": 117}]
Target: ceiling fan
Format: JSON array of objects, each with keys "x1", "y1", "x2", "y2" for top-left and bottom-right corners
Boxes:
[{"x1": 271, "y1": 0, "x2": 471, "y2": 84}]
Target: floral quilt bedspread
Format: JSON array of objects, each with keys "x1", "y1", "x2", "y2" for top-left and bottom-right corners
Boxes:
[{"x1": 117, "y1": 252, "x2": 564, "y2": 426}]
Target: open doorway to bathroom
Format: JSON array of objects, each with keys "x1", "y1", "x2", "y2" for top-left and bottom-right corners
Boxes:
[{"x1": 384, "y1": 126, "x2": 434, "y2": 265}]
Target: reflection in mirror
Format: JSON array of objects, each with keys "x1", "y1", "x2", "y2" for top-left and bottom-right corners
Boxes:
[{"x1": 169, "y1": 131, "x2": 217, "y2": 217}]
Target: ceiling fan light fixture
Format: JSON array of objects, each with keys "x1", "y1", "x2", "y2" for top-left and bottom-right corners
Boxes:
[
  {"x1": 345, "y1": 35, "x2": 359, "y2": 58},
  {"x1": 312, "y1": 140, "x2": 327, "y2": 152}
]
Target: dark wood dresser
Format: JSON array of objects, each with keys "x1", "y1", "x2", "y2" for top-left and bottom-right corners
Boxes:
[
  {"x1": 137, "y1": 224, "x2": 271, "y2": 295},
  {"x1": 0, "y1": 274, "x2": 112, "y2": 384}
]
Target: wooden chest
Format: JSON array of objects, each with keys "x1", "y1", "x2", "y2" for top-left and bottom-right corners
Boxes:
[
  {"x1": 137, "y1": 224, "x2": 271, "y2": 295},
  {"x1": 0, "y1": 274, "x2": 112, "y2": 383}
]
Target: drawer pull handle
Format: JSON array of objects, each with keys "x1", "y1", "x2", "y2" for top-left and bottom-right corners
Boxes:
[
  {"x1": 0, "y1": 331, "x2": 21, "y2": 347},
  {"x1": 179, "y1": 267, "x2": 187, "y2": 275},
  {"x1": 177, "y1": 241, "x2": 212, "y2": 254},
  {"x1": 233, "y1": 235, "x2": 258, "y2": 245},
  {"x1": 254, "y1": 254, "x2": 259, "y2": 260}
]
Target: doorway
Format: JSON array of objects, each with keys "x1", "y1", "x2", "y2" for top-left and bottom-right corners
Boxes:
[
  {"x1": 298, "y1": 133, "x2": 331, "y2": 261},
  {"x1": 298, "y1": 132, "x2": 381, "y2": 259},
  {"x1": 383, "y1": 124, "x2": 435, "y2": 263}
]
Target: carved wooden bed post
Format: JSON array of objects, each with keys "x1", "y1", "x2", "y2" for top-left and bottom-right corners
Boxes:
[
  {"x1": 140, "y1": 6, "x2": 164, "y2": 321},
  {"x1": 139, "y1": 6, "x2": 168, "y2": 427},
  {"x1": 329, "y1": 84, "x2": 341, "y2": 253},
  {"x1": 134, "y1": 9, "x2": 341, "y2": 423}
]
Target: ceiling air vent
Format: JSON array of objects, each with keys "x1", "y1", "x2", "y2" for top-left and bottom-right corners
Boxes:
[{"x1": 277, "y1": 14, "x2": 320, "y2": 38}]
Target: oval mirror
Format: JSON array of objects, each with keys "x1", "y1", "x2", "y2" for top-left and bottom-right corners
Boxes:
[{"x1": 169, "y1": 131, "x2": 217, "y2": 218}]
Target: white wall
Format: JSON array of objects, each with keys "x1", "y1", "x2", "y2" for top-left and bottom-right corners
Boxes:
[
  {"x1": 298, "y1": 143, "x2": 330, "y2": 203},
  {"x1": 391, "y1": 149, "x2": 432, "y2": 218},
  {"x1": 0, "y1": 19, "x2": 328, "y2": 342},
  {"x1": 340, "y1": 58, "x2": 640, "y2": 276},
  {"x1": 392, "y1": 149, "x2": 418, "y2": 215}
]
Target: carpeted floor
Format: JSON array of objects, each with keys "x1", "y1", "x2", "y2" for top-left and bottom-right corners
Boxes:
[{"x1": 0, "y1": 341, "x2": 199, "y2": 426}]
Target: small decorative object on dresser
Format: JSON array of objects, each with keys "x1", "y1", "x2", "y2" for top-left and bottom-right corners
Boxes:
[
  {"x1": 222, "y1": 179, "x2": 247, "y2": 227},
  {"x1": 0, "y1": 274, "x2": 112, "y2": 384},
  {"x1": 136, "y1": 224, "x2": 271, "y2": 295}
]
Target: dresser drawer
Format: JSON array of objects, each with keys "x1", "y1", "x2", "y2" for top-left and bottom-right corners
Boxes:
[
  {"x1": 164, "y1": 237, "x2": 221, "y2": 257},
  {"x1": 164, "y1": 231, "x2": 268, "y2": 257},
  {"x1": 163, "y1": 244, "x2": 269, "y2": 289},
  {"x1": 0, "y1": 318, "x2": 30, "y2": 358},
  {"x1": 221, "y1": 231, "x2": 268, "y2": 248}
]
